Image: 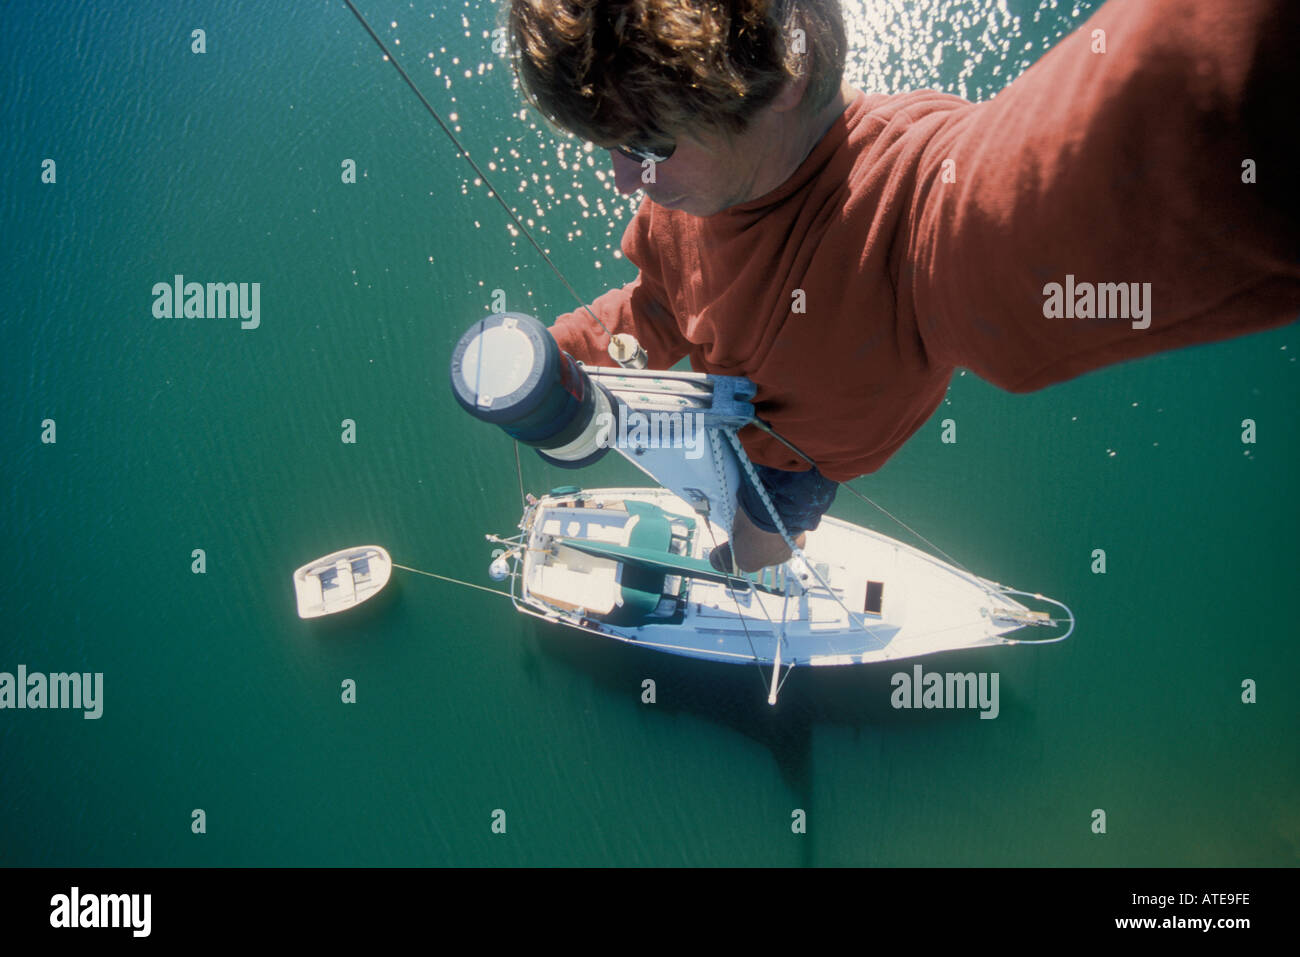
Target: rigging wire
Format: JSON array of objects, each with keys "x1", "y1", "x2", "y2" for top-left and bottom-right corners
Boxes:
[
  {"x1": 749, "y1": 416, "x2": 976, "y2": 580},
  {"x1": 700, "y1": 518, "x2": 779, "y2": 695},
  {"x1": 513, "y1": 441, "x2": 526, "y2": 512},
  {"x1": 702, "y1": 427, "x2": 778, "y2": 687},
  {"x1": 341, "y1": 0, "x2": 612, "y2": 338},
  {"x1": 725, "y1": 429, "x2": 892, "y2": 642}
]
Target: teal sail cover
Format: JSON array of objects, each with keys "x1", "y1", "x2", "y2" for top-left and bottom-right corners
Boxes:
[
  {"x1": 557, "y1": 499, "x2": 776, "y2": 595},
  {"x1": 558, "y1": 537, "x2": 749, "y2": 588},
  {"x1": 553, "y1": 499, "x2": 781, "y2": 625}
]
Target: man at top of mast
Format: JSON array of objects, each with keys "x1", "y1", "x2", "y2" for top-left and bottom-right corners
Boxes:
[{"x1": 507, "y1": 0, "x2": 1299, "y2": 572}]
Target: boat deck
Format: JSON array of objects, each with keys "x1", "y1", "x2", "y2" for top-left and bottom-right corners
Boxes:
[{"x1": 515, "y1": 489, "x2": 1035, "y2": 666}]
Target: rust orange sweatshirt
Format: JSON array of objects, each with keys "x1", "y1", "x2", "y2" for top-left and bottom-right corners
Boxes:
[{"x1": 550, "y1": 0, "x2": 1299, "y2": 483}]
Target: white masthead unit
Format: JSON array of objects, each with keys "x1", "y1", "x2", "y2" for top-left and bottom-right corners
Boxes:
[{"x1": 450, "y1": 313, "x2": 616, "y2": 469}]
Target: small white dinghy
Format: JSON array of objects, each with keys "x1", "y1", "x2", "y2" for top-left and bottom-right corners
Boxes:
[{"x1": 293, "y1": 545, "x2": 392, "y2": 619}]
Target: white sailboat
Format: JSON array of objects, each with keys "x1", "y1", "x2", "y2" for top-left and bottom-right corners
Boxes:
[{"x1": 494, "y1": 486, "x2": 1068, "y2": 669}]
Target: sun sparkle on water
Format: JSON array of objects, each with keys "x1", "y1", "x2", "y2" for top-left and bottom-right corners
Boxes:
[{"x1": 390, "y1": 1, "x2": 1093, "y2": 273}]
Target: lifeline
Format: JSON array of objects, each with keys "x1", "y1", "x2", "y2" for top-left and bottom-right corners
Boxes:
[{"x1": 0, "y1": 666, "x2": 103, "y2": 719}]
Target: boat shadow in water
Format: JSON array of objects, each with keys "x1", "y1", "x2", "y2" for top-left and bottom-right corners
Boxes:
[{"x1": 527, "y1": 618, "x2": 1012, "y2": 863}]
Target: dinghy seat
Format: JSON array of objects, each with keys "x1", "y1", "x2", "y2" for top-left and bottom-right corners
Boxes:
[
  {"x1": 299, "y1": 573, "x2": 324, "y2": 615},
  {"x1": 333, "y1": 559, "x2": 356, "y2": 603}
]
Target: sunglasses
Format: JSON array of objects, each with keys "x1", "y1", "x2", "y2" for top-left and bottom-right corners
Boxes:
[{"x1": 615, "y1": 141, "x2": 676, "y2": 164}]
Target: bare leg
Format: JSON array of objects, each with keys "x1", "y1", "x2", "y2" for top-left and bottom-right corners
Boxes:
[{"x1": 728, "y1": 506, "x2": 806, "y2": 573}]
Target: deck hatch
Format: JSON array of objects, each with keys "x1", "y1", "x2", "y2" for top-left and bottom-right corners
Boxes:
[{"x1": 864, "y1": 581, "x2": 884, "y2": 615}]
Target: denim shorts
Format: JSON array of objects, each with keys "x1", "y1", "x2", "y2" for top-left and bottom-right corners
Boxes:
[{"x1": 737, "y1": 463, "x2": 839, "y2": 536}]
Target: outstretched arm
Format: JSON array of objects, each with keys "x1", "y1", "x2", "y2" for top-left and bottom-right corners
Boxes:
[
  {"x1": 549, "y1": 200, "x2": 692, "y2": 370},
  {"x1": 904, "y1": 0, "x2": 1299, "y2": 392}
]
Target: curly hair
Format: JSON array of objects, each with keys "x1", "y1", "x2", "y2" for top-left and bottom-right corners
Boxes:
[{"x1": 507, "y1": 0, "x2": 846, "y2": 148}]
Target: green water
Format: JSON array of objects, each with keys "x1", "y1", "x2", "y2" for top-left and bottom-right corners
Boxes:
[{"x1": 1, "y1": 0, "x2": 1296, "y2": 867}]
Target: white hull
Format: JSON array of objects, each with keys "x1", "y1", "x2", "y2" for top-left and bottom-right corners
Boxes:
[
  {"x1": 504, "y1": 488, "x2": 1071, "y2": 667},
  {"x1": 294, "y1": 545, "x2": 393, "y2": 619}
]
